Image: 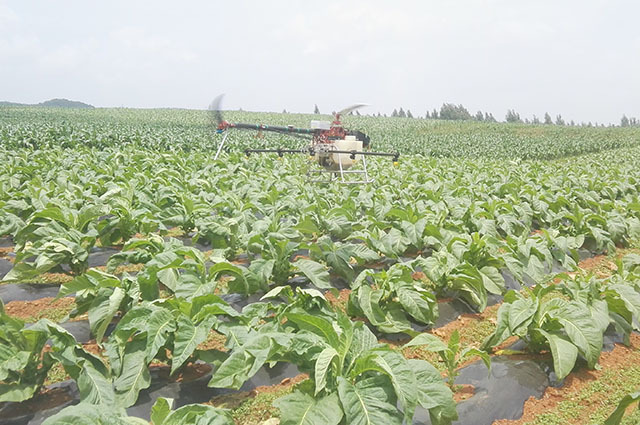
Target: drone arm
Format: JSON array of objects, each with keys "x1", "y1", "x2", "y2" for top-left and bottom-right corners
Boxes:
[
  {"x1": 219, "y1": 121, "x2": 316, "y2": 136},
  {"x1": 244, "y1": 147, "x2": 399, "y2": 162}
]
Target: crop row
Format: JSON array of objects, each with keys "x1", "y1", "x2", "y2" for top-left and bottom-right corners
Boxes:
[
  {"x1": 3, "y1": 234, "x2": 640, "y2": 424},
  {"x1": 2, "y1": 107, "x2": 640, "y2": 159}
]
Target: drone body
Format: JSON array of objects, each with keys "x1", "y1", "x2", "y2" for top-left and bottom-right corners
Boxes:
[{"x1": 211, "y1": 96, "x2": 398, "y2": 183}]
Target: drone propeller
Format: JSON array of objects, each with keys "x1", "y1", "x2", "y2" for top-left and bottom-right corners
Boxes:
[
  {"x1": 208, "y1": 94, "x2": 225, "y2": 130},
  {"x1": 335, "y1": 103, "x2": 368, "y2": 119}
]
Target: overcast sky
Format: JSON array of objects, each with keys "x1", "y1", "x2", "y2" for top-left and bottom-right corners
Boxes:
[{"x1": 1, "y1": 0, "x2": 638, "y2": 123}]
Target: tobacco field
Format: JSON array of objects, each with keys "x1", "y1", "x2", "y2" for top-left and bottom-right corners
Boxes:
[{"x1": 2, "y1": 107, "x2": 640, "y2": 425}]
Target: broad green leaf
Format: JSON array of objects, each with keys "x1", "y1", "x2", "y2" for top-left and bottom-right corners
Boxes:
[
  {"x1": 604, "y1": 390, "x2": 640, "y2": 425},
  {"x1": 508, "y1": 297, "x2": 537, "y2": 336},
  {"x1": 114, "y1": 337, "x2": 151, "y2": 407},
  {"x1": 171, "y1": 314, "x2": 208, "y2": 374},
  {"x1": 286, "y1": 313, "x2": 340, "y2": 349},
  {"x1": 314, "y1": 347, "x2": 338, "y2": 395},
  {"x1": 408, "y1": 359, "x2": 457, "y2": 425},
  {"x1": 539, "y1": 329, "x2": 578, "y2": 380},
  {"x1": 161, "y1": 403, "x2": 235, "y2": 425},
  {"x1": 370, "y1": 349, "x2": 418, "y2": 421},
  {"x1": 0, "y1": 382, "x2": 40, "y2": 403},
  {"x1": 208, "y1": 334, "x2": 275, "y2": 389},
  {"x1": 554, "y1": 302, "x2": 603, "y2": 368},
  {"x1": 77, "y1": 361, "x2": 115, "y2": 405},
  {"x1": 481, "y1": 302, "x2": 512, "y2": 350},
  {"x1": 89, "y1": 287, "x2": 125, "y2": 343},
  {"x1": 397, "y1": 288, "x2": 437, "y2": 325},
  {"x1": 274, "y1": 390, "x2": 343, "y2": 425},
  {"x1": 41, "y1": 403, "x2": 144, "y2": 425},
  {"x1": 403, "y1": 333, "x2": 448, "y2": 353},
  {"x1": 461, "y1": 348, "x2": 491, "y2": 375},
  {"x1": 294, "y1": 259, "x2": 331, "y2": 289},
  {"x1": 478, "y1": 266, "x2": 505, "y2": 294},
  {"x1": 145, "y1": 308, "x2": 177, "y2": 361},
  {"x1": 343, "y1": 323, "x2": 378, "y2": 374},
  {"x1": 151, "y1": 397, "x2": 174, "y2": 425},
  {"x1": 337, "y1": 376, "x2": 402, "y2": 425}
]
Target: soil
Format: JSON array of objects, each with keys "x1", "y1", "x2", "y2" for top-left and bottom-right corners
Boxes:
[
  {"x1": 4, "y1": 297, "x2": 76, "y2": 321},
  {"x1": 81, "y1": 341, "x2": 104, "y2": 357},
  {"x1": 493, "y1": 333, "x2": 640, "y2": 425},
  {"x1": 231, "y1": 258, "x2": 250, "y2": 266},
  {"x1": 37, "y1": 271, "x2": 74, "y2": 284},
  {"x1": 197, "y1": 330, "x2": 228, "y2": 352},
  {"x1": 95, "y1": 263, "x2": 145, "y2": 274},
  {"x1": 412, "y1": 271, "x2": 427, "y2": 280},
  {"x1": 453, "y1": 383, "x2": 475, "y2": 403},
  {"x1": 429, "y1": 303, "x2": 501, "y2": 343},
  {"x1": 0, "y1": 246, "x2": 13, "y2": 257},
  {"x1": 0, "y1": 386, "x2": 73, "y2": 418},
  {"x1": 324, "y1": 288, "x2": 350, "y2": 311},
  {"x1": 574, "y1": 254, "x2": 614, "y2": 277}
]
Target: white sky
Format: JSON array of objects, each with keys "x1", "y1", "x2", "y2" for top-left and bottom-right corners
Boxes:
[{"x1": 1, "y1": 0, "x2": 639, "y2": 123}]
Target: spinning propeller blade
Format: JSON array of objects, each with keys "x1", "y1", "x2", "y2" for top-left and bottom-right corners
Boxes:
[
  {"x1": 208, "y1": 94, "x2": 225, "y2": 129},
  {"x1": 336, "y1": 103, "x2": 368, "y2": 118}
]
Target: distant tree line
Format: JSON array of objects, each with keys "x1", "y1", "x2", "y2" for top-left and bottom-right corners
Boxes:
[
  {"x1": 620, "y1": 115, "x2": 640, "y2": 127},
  {"x1": 312, "y1": 103, "x2": 634, "y2": 127}
]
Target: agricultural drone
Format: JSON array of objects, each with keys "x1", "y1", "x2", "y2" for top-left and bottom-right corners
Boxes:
[{"x1": 210, "y1": 95, "x2": 398, "y2": 184}]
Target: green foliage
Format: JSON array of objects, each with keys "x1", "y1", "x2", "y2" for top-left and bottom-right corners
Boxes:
[
  {"x1": 481, "y1": 285, "x2": 604, "y2": 380},
  {"x1": 206, "y1": 309, "x2": 457, "y2": 425},
  {"x1": 104, "y1": 294, "x2": 237, "y2": 406},
  {"x1": 0, "y1": 301, "x2": 110, "y2": 403},
  {"x1": 605, "y1": 390, "x2": 640, "y2": 425},
  {"x1": 348, "y1": 262, "x2": 438, "y2": 334},
  {"x1": 404, "y1": 330, "x2": 491, "y2": 389},
  {"x1": 41, "y1": 397, "x2": 234, "y2": 425},
  {"x1": 415, "y1": 234, "x2": 506, "y2": 311},
  {"x1": 4, "y1": 106, "x2": 640, "y2": 421}
]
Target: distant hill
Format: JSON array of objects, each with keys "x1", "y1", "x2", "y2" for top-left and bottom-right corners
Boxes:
[{"x1": 0, "y1": 98, "x2": 94, "y2": 109}]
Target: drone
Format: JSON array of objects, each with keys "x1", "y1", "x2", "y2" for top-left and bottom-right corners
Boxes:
[{"x1": 210, "y1": 95, "x2": 398, "y2": 184}]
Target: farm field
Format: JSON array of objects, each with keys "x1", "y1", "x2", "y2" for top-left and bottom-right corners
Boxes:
[{"x1": 2, "y1": 107, "x2": 640, "y2": 425}]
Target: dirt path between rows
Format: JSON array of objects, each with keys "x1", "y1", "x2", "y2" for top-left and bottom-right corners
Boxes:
[
  {"x1": 493, "y1": 333, "x2": 640, "y2": 425},
  {"x1": 4, "y1": 297, "x2": 76, "y2": 321}
]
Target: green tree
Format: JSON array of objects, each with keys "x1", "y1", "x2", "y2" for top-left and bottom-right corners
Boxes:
[
  {"x1": 314, "y1": 104, "x2": 320, "y2": 114},
  {"x1": 621, "y1": 114, "x2": 630, "y2": 127},
  {"x1": 484, "y1": 112, "x2": 496, "y2": 122},
  {"x1": 439, "y1": 103, "x2": 471, "y2": 120},
  {"x1": 475, "y1": 110, "x2": 484, "y2": 121},
  {"x1": 505, "y1": 109, "x2": 522, "y2": 123},
  {"x1": 544, "y1": 112, "x2": 553, "y2": 124}
]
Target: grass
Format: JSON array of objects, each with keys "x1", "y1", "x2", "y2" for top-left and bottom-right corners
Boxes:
[
  {"x1": 230, "y1": 390, "x2": 286, "y2": 425},
  {"x1": 525, "y1": 363, "x2": 640, "y2": 425},
  {"x1": 44, "y1": 363, "x2": 69, "y2": 386},
  {"x1": 209, "y1": 379, "x2": 305, "y2": 425},
  {"x1": 24, "y1": 303, "x2": 75, "y2": 323}
]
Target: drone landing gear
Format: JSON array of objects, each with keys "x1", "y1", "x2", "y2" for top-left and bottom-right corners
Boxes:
[
  {"x1": 213, "y1": 130, "x2": 229, "y2": 161},
  {"x1": 307, "y1": 155, "x2": 373, "y2": 185},
  {"x1": 243, "y1": 147, "x2": 398, "y2": 185}
]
